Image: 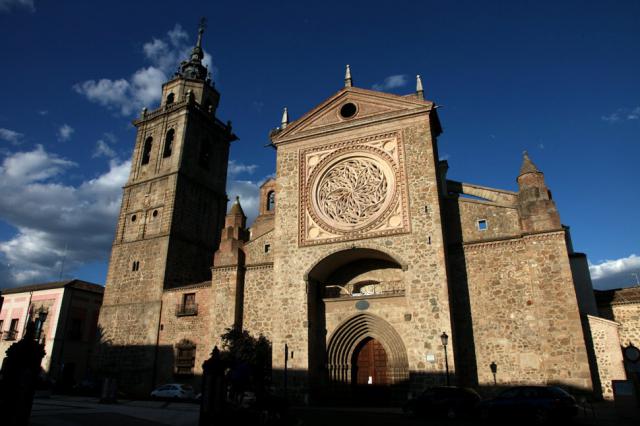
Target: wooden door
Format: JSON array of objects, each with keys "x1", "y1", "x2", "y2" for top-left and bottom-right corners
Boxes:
[{"x1": 354, "y1": 338, "x2": 388, "y2": 385}]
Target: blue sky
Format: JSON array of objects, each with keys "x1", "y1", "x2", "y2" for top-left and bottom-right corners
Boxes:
[{"x1": 0, "y1": 0, "x2": 638, "y2": 289}]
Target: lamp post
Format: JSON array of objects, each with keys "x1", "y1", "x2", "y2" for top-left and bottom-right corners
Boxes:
[
  {"x1": 35, "y1": 308, "x2": 48, "y2": 343},
  {"x1": 490, "y1": 361, "x2": 497, "y2": 385},
  {"x1": 440, "y1": 332, "x2": 450, "y2": 386}
]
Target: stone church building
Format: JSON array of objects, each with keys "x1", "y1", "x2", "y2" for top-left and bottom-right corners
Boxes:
[{"x1": 96, "y1": 27, "x2": 626, "y2": 400}]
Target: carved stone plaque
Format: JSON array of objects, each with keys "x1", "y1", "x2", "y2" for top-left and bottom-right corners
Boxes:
[{"x1": 299, "y1": 131, "x2": 410, "y2": 246}]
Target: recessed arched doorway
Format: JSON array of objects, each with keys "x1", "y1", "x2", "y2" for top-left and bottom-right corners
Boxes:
[
  {"x1": 304, "y1": 247, "x2": 409, "y2": 401},
  {"x1": 352, "y1": 337, "x2": 388, "y2": 386}
]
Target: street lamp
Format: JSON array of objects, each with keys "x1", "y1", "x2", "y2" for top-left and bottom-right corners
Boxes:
[
  {"x1": 35, "y1": 307, "x2": 48, "y2": 342},
  {"x1": 440, "y1": 332, "x2": 450, "y2": 386},
  {"x1": 490, "y1": 361, "x2": 497, "y2": 385}
]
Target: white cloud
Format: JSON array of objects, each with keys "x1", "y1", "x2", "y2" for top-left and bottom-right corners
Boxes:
[
  {"x1": 228, "y1": 160, "x2": 258, "y2": 176},
  {"x1": 590, "y1": 254, "x2": 640, "y2": 289},
  {"x1": 0, "y1": 0, "x2": 34, "y2": 13},
  {"x1": 38, "y1": 110, "x2": 48, "y2": 116},
  {"x1": 74, "y1": 24, "x2": 214, "y2": 116},
  {"x1": 590, "y1": 254, "x2": 640, "y2": 280},
  {"x1": 57, "y1": 124, "x2": 74, "y2": 141},
  {"x1": 602, "y1": 106, "x2": 640, "y2": 123},
  {"x1": 0, "y1": 146, "x2": 130, "y2": 287},
  {"x1": 93, "y1": 140, "x2": 117, "y2": 159},
  {"x1": 93, "y1": 132, "x2": 118, "y2": 159},
  {"x1": 372, "y1": 74, "x2": 408, "y2": 91},
  {"x1": 0, "y1": 128, "x2": 23, "y2": 144}
]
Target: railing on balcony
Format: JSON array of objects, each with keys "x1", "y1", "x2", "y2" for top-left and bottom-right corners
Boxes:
[
  {"x1": 176, "y1": 303, "x2": 198, "y2": 317},
  {"x1": 3, "y1": 330, "x2": 18, "y2": 341},
  {"x1": 323, "y1": 280, "x2": 405, "y2": 299}
]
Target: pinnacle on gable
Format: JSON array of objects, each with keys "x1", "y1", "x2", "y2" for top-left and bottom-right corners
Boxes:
[
  {"x1": 519, "y1": 151, "x2": 542, "y2": 176},
  {"x1": 281, "y1": 107, "x2": 289, "y2": 129},
  {"x1": 344, "y1": 64, "x2": 353, "y2": 87},
  {"x1": 416, "y1": 75, "x2": 424, "y2": 100}
]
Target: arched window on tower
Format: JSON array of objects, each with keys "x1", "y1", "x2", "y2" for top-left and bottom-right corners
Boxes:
[
  {"x1": 141, "y1": 137, "x2": 153, "y2": 165},
  {"x1": 267, "y1": 190, "x2": 275, "y2": 211},
  {"x1": 166, "y1": 92, "x2": 175, "y2": 105},
  {"x1": 163, "y1": 129, "x2": 174, "y2": 158}
]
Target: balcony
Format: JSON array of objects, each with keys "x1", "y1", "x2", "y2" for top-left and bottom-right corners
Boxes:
[
  {"x1": 3, "y1": 330, "x2": 18, "y2": 341},
  {"x1": 176, "y1": 303, "x2": 198, "y2": 317},
  {"x1": 323, "y1": 280, "x2": 405, "y2": 299}
]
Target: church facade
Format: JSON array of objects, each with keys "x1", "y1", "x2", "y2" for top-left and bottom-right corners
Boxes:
[{"x1": 96, "y1": 29, "x2": 619, "y2": 400}]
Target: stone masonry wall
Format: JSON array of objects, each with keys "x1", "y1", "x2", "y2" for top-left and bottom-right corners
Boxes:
[
  {"x1": 157, "y1": 283, "x2": 213, "y2": 387},
  {"x1": 609, "y1": 303, "x2": 640, "y2": 347},
  {"x1": 462, "y1": 231, "x2": 592, "y2": 390},
  {"x1": 271, "y1": 110, "x2": 455, "y2": 395},
  {"x1": 587, "y1": 315, "x2": 626, "y2": 399}
]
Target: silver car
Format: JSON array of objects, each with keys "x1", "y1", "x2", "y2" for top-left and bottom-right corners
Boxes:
[{"x1": 150, "y1": 383, "x2": 195, "y2": 400}]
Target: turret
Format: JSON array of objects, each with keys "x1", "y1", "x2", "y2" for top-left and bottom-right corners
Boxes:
[
  {"x1": 214, "y1": 197, "x2": 249, "y2": 266},
  {"x1": 517, "y1": 152, "x2": 561, "y2": 233}
]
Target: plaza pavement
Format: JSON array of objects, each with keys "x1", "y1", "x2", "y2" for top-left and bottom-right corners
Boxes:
[{"x1": 30, "y1": 395, "x2": 639, "y2": 426}]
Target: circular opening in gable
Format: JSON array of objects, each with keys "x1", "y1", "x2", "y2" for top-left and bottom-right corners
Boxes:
[{"x1": 339, "y1": 103, "x2": 357, "y2": 119}]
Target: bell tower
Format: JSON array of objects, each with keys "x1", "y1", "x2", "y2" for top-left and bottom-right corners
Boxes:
[{"x1": 97, "y1": 20, "x2": 236, "y2": 393}]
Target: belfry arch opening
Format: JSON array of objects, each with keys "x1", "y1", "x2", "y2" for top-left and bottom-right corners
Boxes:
[{"x1": 305, "y1": 247, "x2": 408, "y2": 400}]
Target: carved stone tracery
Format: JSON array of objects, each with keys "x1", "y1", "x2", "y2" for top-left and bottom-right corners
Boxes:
[
  {"x1": 299, "y1": 131, "x2": 410, "y2": 246},
  {"x1": 317, "y1": 157, "x2": 388, "y2": 228}
]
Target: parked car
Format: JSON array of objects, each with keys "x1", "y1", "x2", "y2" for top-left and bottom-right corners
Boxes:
[
  {"x1": 403, "y1": 386, "x2": 481, "y2": 419},
  {"x1": 479, "y1": 385, "x2": 578, "y2": 424},
  {"x1": 150, "y1": 383, "x2": 195, "y2": 400}
]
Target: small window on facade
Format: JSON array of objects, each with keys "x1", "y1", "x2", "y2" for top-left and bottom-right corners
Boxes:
[
  {"x1": 477, "y1": 219, "x2": 488, "y2": 231},
  {"x1": 166, "y1": 93, "x2": 175, "y2": 105},
  {"x1": 266, "y1": 191, "x2": 275, "y2": 211},
  {"x1": 132, "y1": 261, "x2": 140, "y2": 272},
  {"x1": 198, "y1": 139, "x2": 211, "y2": 170},
  {"x1": 175, "y1": 340, "x2": 196, "y2": 375},
  {"x1": 131, "y1": 214, "x2": 137, "y2": 222},
  {"x1": 6, "y1": 318, "x2": 19, "y2": 340},
  {"x1": 163, "y1": 129, "x2": 174, "y2": 158},
  {"x1": 177, "y1": 293, "x2": 197, "y2": 316},
  {"x1": 264, "y1": 244, "x2": 271, "y2": 253},
  {"x1": 152, "y1": 210, "x2": 158, "y2": 218},
  {"x1": 183, "y1": 293, "x2": 196, "y2": 308},
  {"x1": 141, "y1": 137, "x2": 153, "y2": 165}
]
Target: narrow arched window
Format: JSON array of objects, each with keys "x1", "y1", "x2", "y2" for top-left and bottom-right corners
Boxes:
[
  {"x1": 141, "y1": 137, "x2": 153, "y2": 165},
  {"x1": 166, "y1": 93, "x2": 175, "y2": 105},
  {"x1": 267, "y1": 191, "x2": 275, "y2": 211},
  {"x1": 163, "y1": 129, "x2": 174, "y2": 158}
]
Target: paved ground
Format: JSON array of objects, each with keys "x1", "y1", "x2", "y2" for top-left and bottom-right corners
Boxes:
[{"x1": 30, "y1": 395, "x2": 640, "y2": 426}]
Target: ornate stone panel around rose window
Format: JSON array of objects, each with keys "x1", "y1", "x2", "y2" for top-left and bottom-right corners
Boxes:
[{"x1": 299, "y1": 131, "x2": 410, "y2": 246}]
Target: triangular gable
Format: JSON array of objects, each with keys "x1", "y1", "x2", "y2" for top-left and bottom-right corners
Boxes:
[{"x1": 272, "y1": 87, "x2": 433, "y2": 142}]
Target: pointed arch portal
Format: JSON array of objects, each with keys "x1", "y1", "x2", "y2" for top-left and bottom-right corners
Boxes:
[{"x1": 327, "y1": 313, "x2": 409, "y2": 385}]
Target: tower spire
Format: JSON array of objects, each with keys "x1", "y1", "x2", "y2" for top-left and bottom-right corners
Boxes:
[
  {"x1": 176, "y1": 17, "x2": 209, "y2": 81},
  {"x1": 281, "y1": 107, "x2": 289, "y2": 129},
  {"x1": 196, "y1": 17, "x2": 206, "y2": 49},
  {"x1": 416, "y1": 74, "x2": 424, "y2": 100},
  {"x1": 344, "y1": 64, "x2": 353, "y2": 87}
]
